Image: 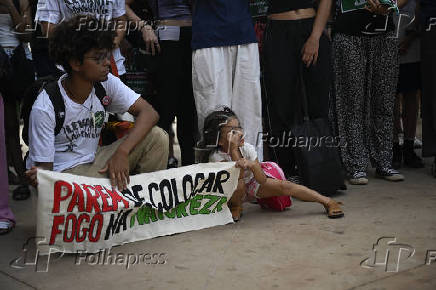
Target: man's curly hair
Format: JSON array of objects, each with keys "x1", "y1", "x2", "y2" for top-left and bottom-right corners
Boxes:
[{"x1": 49, "y1": 15, "x2": 116, "y2": 73}]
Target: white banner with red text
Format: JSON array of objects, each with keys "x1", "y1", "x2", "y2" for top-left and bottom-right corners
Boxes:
[{"x1": 36, "y1": 162, "x2": 239, "y2": 253}]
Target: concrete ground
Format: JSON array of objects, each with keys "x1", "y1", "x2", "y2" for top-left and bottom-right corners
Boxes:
[{"x1": 1, "y1": 127, "x2": 436, "y2": 290}]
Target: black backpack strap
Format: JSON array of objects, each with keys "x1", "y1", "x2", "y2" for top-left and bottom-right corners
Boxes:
[
  {"x1": 44, "y1": 81, "x2": 66, "y2": 136},
  {"x1": 42, "y1": 81, "x2": 105, "y2": 137},
  {"x1": 93, "y1": 82, "x2": 108, "y2": 110}
]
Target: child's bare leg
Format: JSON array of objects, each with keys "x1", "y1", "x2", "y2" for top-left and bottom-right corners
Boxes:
[
  {"x1": 257, "y1": 179, "x2": 344, "y2": 218},
  {"x1": 257, "y1": 179, "x2": 330, "y2": 205}
]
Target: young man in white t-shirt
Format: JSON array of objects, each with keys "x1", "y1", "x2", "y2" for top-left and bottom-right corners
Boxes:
[
  {"x1": 35, "y1": 0, "x2": 127, "y2": 76},
  {"x1": 25, "y1": 16, "x2": 168, "y2": 190}
]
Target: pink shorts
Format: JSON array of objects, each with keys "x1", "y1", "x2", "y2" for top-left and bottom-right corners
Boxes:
[{"x1": 245, "y1": 161, "x2": 286, "y2": 200}]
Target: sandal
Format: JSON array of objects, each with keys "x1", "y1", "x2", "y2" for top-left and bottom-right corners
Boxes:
[
  {"x1": 324, "y1": 200, "x2": 344, "y2": 219},
  {"x1": 12, "y1": 185, "x2": 31, "y2": 201},
  {"x1": 228, "y1": 203, "x2": 243, "y2": 222},
  {"x1": 0, "y1": 220, "x2": 15, "y2": 235}
]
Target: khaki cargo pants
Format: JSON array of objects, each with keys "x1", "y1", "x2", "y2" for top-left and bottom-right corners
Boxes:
[{"x1": 63, "y1": 126, "x2": 169, "y2": 178}]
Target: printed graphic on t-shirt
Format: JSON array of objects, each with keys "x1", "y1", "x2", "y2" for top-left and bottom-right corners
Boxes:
[
  {"x1": 62, "y1": 111, "x2": 105, "y2": 152},
  {"x1": 341, "y1": 0, "x2": 398, "y2": 13},
  {"x1": 63, "y1": 0, "x2": 113, "y2": 16}
]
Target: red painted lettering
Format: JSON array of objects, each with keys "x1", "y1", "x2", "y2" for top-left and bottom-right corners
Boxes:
[
  {"x1": 49, "y1": 215, "x2": 65, "y2": 245},
  {"x1": 67, "y1": 183, "x2": 85, "y2": 212},
  {"x1": 89, "y1": 214, "x2": 103, "y2": 242},
  {"x1": 104, "y1": 187, "x2": 130, "y2": 210},
  {"x1": 52, "y1": 181, "x2": 73, "y2": 213},
  {"x1": 82, "y1": 184, "x2": 101, "y2": 213},
  {"x1": 76, "y1": 214, "x2": 90, "y2": 242},
  {"x1": 63, "y1": 214, "x2": 76, "y2": 243},
  {"x1": 94, "y1": 185, "x2": 113, "y2": 212}
]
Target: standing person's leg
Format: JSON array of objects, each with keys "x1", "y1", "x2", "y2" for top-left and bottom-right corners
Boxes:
[
  {"x1": 176, "y1": 27, "x2": 198, "y2": 166},
  {"x1": 403, "y1": 91, "x2": 420, "y2": 141},
  {"x1": 421, "y1": 28, "x2": 436, "y2": 176},
  {"x1": 262, "y1": 20, "x2": 299, "y2": 176},
  {"x1": 193, "y1": 47, "x2": 233, "y2": 135},
  {"x1": 369, "y1": 33, "x2": 404, "y2": 180},
  {"x1": 303, "y1": 30, "x2": 331, "y2": 120},
  {"x1": 0, "y1": 95, "x2": 15, "y2": 234},
  {"x1": 396, "y1": 62, "x2": 423, "y2": 168},
  {"x1": 232, "y1": 43, "x2": 263, "y2": 161},
  {"x1": 332, "y1": 33, "x2": 369, "y2": 183},
  {"x1": 3, "y1": 97, "x2": 30, "y2": 200},
  {"x1": 402, "y1": 63, "x2": 423, "y2": 168},
  {"x1": 154, "y1": 39, "x2": 181, "y2": 162}
]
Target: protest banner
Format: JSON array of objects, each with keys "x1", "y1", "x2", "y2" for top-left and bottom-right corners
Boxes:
[{"x1": 36, "y1": 162, "x2": 239, "y2": 253}]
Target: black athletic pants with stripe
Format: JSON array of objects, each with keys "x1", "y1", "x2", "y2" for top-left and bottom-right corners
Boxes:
[
  {"x1": 262, "y1": 18, "x2": 331, "y2": 176},
  {"x1": 153, "y1": 27, "x2": 198, "y2": 166}
]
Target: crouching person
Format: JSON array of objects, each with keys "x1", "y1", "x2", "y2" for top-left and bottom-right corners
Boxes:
[{"x1": 25, "y1": 16, "x2": 169, "y2": 190}]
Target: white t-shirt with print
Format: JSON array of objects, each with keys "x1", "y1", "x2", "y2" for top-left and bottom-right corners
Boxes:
[
  {"x1": 209, "y1": 142, "x2": 258, "y2": 184},
  {"x1": 35, "y1": 0, "x2": 126, "y2": 75},
  {"x1": 26, "y1": 73, "x2": 140, "y2": 172}
]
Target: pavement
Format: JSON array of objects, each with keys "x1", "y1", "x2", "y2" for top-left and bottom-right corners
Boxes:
[{"x1": 1, "y1": 129, "x2": 436, "y2": 290}]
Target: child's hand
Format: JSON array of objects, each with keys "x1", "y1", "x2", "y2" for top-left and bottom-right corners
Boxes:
[
  {"x1": 235, "y1": 158, "x2": 253, "y2": 170},
  {"x1": 236, "y1": 159, "x2": 267, "y2": 185},
  {"x1": 227, "y1": 130, "x2": 244, "y2": 151}
]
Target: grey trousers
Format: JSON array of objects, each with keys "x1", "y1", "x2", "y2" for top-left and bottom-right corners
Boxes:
[
  {"x1": 332, "y1": 32, "x2": 399, "y2": 175},
  {"x1": 63, "y1": 127, "x2": 169, "y2": 178}
]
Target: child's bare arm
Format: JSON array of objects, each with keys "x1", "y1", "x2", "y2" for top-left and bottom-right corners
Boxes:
[{"x1": 235, "y1": 159, "x2": 267, "y2": 185}]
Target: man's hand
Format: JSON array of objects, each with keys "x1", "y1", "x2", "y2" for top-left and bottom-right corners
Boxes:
[
  {"x1": 365, "y1": 0, "x2": 391, "y2": 15},
  {"x1": 301, "y1": 35, "x2": 320, "y2": 67},
  {"x1": 99, "y1": 97, "x2": 158, "y2": 191},
  {"x1": 25, "y1": 166, "x2": 38, "y2": 188},
  {"x1": 24, "y1": 163, "x2": 53, "y2": 188},
  {"x1": 142, "y1": 25, "x2": 160, "y2": 56},
  {"x1": 399, "y1": 38, "x2": 412, "y2": 55},
  {"x1": 99, "y1": 149, "x2": 130, "y2": 191},
  {"x1": 399, "y1": 33, "x2": 417, "y2": 55}
]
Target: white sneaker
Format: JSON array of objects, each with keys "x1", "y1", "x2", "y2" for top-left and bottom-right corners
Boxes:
[
  {"x1": 349, "y1": 172, "x2": 368, "y2": 185},
  {"x1": 376, "y1": 168, "x2": 405, "y2": 182}
]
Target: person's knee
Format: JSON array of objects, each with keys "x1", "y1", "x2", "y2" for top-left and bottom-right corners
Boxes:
[{"x1": 145, "y1": 126, "x2": 169, "y2": 156}]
